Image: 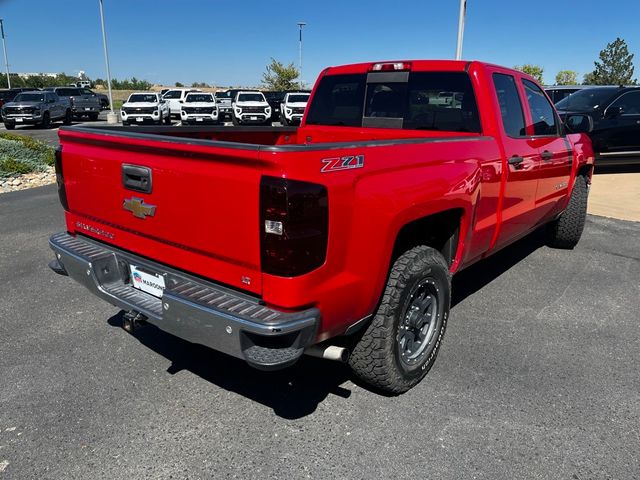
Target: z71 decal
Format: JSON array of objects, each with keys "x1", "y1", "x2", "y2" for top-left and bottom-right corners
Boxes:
[{"x1": 321, "y1": 155, "x2": 365, "y2": 173}]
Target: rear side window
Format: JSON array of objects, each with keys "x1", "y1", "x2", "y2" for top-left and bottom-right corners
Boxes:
[
  {"x1": 522, "y1": 79, "x2": 558, "y2": 136},
  {"x1": 492, "y1": 73, "x2": 526, "y2": 137},
  {"x1": 305, "y1": 74, "x2": 366, "y2": 127},
  {"x1": 306, "y1": 71, "x2": 480, "y2": 132}
]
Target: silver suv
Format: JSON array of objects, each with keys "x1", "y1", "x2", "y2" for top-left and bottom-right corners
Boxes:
[
  {"x1": 2, "y1": 91, "x2": 72, "y2": 130},
  {"x1": 44, "y1": 87, "x2": 101, "y2": 120}
]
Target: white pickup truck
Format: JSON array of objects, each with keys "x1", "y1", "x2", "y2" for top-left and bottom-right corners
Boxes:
[
  {"x1": 180, "y1": 92, "x2": 219, "y2": 125},
  {"x1": 121, "y1": 93, "x2": 171, "y2": 126},
  {"x1": 162, "y1": 88, "x2": 201, "y2": 117},
  {"x1": 231, "y1": 91, "x2": 271, "y2": 126},
  {"x1": 279, "y1": 92, "x2": 310, "y2": 125}
]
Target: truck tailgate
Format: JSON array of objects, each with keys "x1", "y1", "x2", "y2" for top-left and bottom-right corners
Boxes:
[{"x1": 58, "y1": 128, "x2": 264, "y2": 294}]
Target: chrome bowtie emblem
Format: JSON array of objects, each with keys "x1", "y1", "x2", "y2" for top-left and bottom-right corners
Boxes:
[{"x1": 123, "y1": 197, "x2": 156, "y2": 219}]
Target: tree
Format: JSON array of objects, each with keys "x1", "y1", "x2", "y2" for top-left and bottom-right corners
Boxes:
[
  {"x1": 175, "y1": 82, "x2": 184, "y2": 87},
  {"x1": 262, "y1": 58, "x2": 300, "y2": 90},
  {"x1": 585, "y1": 37, "x2": 636, "y2": 85},
  {"x1": 514, "y1": 64, "x2": 544, "y2": 84},
  {"x1": 582, "y1": 71, "x2": 597, "y2": 85},
  {"x1": 555, "y1": 70, "x2": 578, "y2": 85}
]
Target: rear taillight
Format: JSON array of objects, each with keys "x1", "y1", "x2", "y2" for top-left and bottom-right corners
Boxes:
[
  {"x1": 54, "y1": 147, "x2": 69, "y2": 210},
  {"x1": 260, "y1": 176, "x2": 328, "y2": 277}
]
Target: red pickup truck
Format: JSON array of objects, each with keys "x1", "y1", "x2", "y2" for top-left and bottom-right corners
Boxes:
[{"x1": 49, "y1": 60, "x2": 594, "y2": 393}]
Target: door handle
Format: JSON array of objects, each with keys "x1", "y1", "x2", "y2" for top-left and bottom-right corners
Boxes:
[
  {"x1": 541, "y1": 150, "x2": 553, "y2": 161},
  {"x1": 122, "y1": 164, "x2": 152, "y2": 193},
  {"x1": 508, "y1": 155, "x2": 525, "y2": 167}
]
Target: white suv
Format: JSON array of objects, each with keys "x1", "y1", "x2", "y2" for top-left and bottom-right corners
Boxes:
[
  {"x1": 232, "y1": 91, "x2": 271, "y2": 126},
  {"x1": 180, "y1": 92, "x2": 219, "y2": 125},
  {"x1": 162, "y1": 88, "x2": 201, "y2": 117},
  {"x1": 280, "y1": 92, "x2": 310, "y2": 125},
  {"x1": 121, "y1": 92, "x2": 170, "y2": 125}
]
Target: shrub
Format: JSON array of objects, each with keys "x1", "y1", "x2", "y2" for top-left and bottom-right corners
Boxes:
[{"x1": 0, "y1": 137, "x2": 54, "y2": 178}]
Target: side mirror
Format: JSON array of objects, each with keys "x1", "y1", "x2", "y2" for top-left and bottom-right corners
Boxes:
[
  {"x1": 604, "y1": 106, "x2": 623, "y2": 118},
  {"x1": 564, "y1": 113, "x2": 593, "y2": 134}
]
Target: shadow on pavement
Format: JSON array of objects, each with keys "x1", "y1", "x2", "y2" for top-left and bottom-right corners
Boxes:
[
  {"x1": 108, "y1": 312, "x2": 352, "y2": 420},
  {"x1": 106, "y1": 227, "x2": 548, "y2": 418},
  {"x1": 594, "y1": 163, "x2": 640, "y2": 174}
]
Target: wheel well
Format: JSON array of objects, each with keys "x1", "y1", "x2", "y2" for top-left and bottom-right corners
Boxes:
[
  {"x1": 578, "y1": 164, "x2": 593, "y2": 183},
  {"x1": 391, "y1": 209, "x2": 463, "y2": 268}
]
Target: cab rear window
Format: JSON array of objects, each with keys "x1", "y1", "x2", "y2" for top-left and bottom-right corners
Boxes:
[{"x1": 306, "y1": 71, "x2": 481, "y2": 133}]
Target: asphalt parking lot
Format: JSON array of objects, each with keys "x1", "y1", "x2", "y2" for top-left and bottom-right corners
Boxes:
[{"x1": 0, "y1": 185, "x2": 638, "y2": 479}]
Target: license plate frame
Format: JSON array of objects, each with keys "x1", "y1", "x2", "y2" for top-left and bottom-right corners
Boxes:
[{"x1": 130, "y1": 264, "x2": 165, "y2": 298}]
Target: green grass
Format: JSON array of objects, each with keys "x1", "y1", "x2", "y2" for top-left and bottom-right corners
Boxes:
[{"x1": 0, "y1": 133, "x2": 55, "y2": 178}]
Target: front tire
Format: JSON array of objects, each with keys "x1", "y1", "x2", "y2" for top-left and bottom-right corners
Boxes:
[
  {"x1": 88, "y1": 112, "x2": 99, "y2": 121},
  {"x1": 4, "y1": 122, "x2": 15, "y2": 130},
  {"x1": 546, "y1": 175, "x2": 588, "y2": 249},
  {"x1": 348, "y1": 246, "x2": 451, "y2": 394},
  {"x1": 280, "y1": 115, "x2": 289, "y2": 126},
  {"x1": 41, "y1": 112, "x2": 51, "y2": 129},
  {"x1": 232, "y1": 115, "x2": 240, "y2": 126},
  {"x1": 164, "y1": 113, "x2": 171, "y2": 125}
]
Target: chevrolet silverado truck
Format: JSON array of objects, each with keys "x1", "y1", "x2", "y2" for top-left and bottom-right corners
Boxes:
[
  {"x1": 231, "y1": 91, "x2": 271, "y2": 126},
  {"x1": 44, "y1": 87, "x2": 101, "y2": 120},
  {"x1": 2, "y1": 90, "x2": 72, "y2": 129},
  {"x1": 48, "y1": 60, "x2": 594, "y2": 394},
  {"x1": 121, "y1": 93, "x2": 171, "y2": 126},
  {"x1": 279, "y1": 92, "x2": 310, "y2": 125},
  {"x1": 180, "y1": 92, "x2": 219, "y2": 125}
]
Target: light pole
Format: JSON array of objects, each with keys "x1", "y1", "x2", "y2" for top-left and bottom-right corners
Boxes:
[
  {"x1": 297, "y1": 22, "x2": 306, "y2": 89},
  {"x1": 0, "y1": 19, "x2": 11, "y2": 88},
  {"x1": 98, "y1": 0, "x2": 117, "y2": 123},
  {"x1": 455, "y1": 0, "x2": 467, "y2": 60}
]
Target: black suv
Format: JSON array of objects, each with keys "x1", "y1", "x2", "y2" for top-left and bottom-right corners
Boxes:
[{"x1": 556, "y1": 86, "x2": 640, "y2": 166}]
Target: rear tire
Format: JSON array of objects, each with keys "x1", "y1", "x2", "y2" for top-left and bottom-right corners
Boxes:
[
  {"x1": 348, "y1": 246, "x2": 451, "y2": 394},
  {"x1": 546, "y1": 175, "x2": 588, "y2": 249},
  {"x1": 41, "y1": 112, "x2": 51, "y2": 129}
]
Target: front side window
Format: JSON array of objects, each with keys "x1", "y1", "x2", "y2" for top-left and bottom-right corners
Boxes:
[
  {"x1": 609, "y1": 91, "x2": 640, "y2": 115},
  {"x1": 492, "y1": 73, "x2": 526, "y2": 137},
  {"x1": 522, "y1": 79, "x2": 558, "y2": 136}
]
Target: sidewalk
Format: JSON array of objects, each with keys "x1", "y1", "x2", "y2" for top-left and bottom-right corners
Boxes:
[{"x1": 588, "y1": 172, "x2": 640, "y2": 222}]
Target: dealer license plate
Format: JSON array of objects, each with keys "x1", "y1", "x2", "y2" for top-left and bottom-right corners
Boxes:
[
  {"x1": 196, "y1": 117, "x2": 203, "y2": 122},
  {"x1": 130, "y1": 265, "x2": 165, "y2": 298},
  {"x1": 85, "y1": 107, "x2": 91, "y2": 111},
  {"x1": 250, "y1": 116, "x2": 257, "y2": 120},
  {"x1": 15, "y1": 118, "x2": 23, "y2": 122},
  {"x1": 136, "y1": 117, "x2": 143, "y2": 122}
]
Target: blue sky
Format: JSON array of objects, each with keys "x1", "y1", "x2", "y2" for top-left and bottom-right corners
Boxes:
[{"x1": 1, "y1": 0, "x2": 638, "y2": 87}]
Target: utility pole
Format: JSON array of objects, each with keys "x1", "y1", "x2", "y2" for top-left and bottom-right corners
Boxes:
[
  {"x1": 0, "y1": 19, "x2": 11, "y2": 88},
  {"x1": 297, "y1": 22, "x2": 306, "y2": 90},
  {"x1": 98, "y1": 0, "x2": 117, "y2": 123},
  {"x1": 455, "y1": 0, "x2": 467, "y2": 60}
]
